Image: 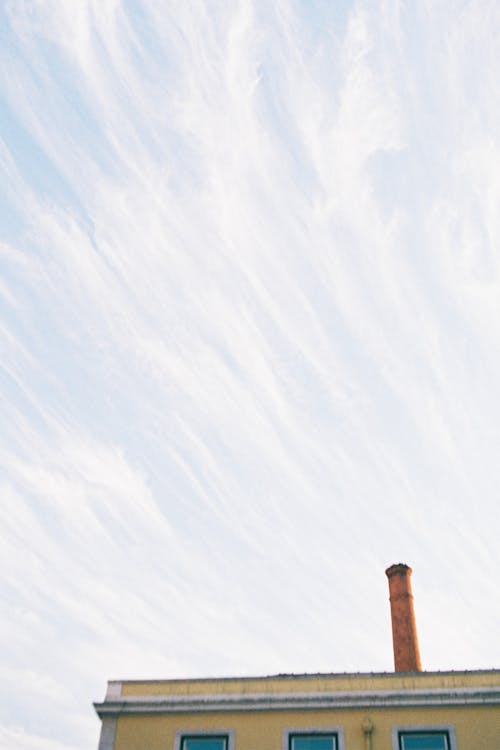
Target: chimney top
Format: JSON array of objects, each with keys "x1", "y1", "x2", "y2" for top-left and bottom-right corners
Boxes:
[
  {"x1": 385, "y1": 562, "x2": 422, "y2": 672},
  {"x1": 385, "y1": 563, "x2": 412, "y2": 577}
]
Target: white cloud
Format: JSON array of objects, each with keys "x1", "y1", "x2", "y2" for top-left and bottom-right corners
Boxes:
[
  {"x1": 0, "y1": 726, "x2": 80, "y2": 750},
  {"x1": 1, "y1": 0, "x2": 500, "y2": 747}
]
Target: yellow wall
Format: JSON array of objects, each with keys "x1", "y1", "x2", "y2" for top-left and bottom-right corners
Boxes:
[
  {"x1": 113, "y1": 704, "x2": 499, "y2": 750},
  {"x1": 120, "y1": 670, "x2": 500, "y2": 696},
  {"x1": 103, "y1": 672, "x2": 500, "y2": 749}
]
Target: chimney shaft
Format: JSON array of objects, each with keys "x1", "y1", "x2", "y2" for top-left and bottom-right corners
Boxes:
[{"x1": 385, "y1": 563, "x2": 422, "y2": 672}]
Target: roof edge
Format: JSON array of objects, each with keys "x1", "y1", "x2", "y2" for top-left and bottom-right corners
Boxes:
[{"x1": 106, "y1": 668, "x2": 500, "y2": 685}]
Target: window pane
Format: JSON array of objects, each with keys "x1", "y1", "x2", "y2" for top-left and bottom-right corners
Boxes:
[
  {"x1": 400, "y1": 733, "x2": 448, "y2": 750},
  {"x1": 181, "y1": 737, "x2": 227, "y2": 750},
  {"x1": 291, "y1": 735, "x2": 337, "y2": 750}
]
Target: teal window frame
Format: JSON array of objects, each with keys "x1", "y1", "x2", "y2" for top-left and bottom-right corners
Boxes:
[
  {"x1": 180, "y1": 737, "x2": 228, "y2": 750},
  {"x1": 288, "y1": 733, "x2": 338, "y2": 750},
  {"x1": 283, "y1": 727, "x2": 345, "y2": 750},
  {"x1": 393, "y1": 726, "x2": 456, "y2": 750},
  {"x1": 174, "y1": 730, "x2": 235, "y2": 750}
]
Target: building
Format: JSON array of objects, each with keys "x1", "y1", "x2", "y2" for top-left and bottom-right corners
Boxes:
[{"x1": 94, "y1": 565, "x2": 500, "y2": 750}]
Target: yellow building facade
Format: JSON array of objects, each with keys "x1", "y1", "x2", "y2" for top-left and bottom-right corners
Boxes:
[
  {"x1": 94, "y1": 669, "x2": 500, "y2": 750},
  {"x1": 94, "y1": 567, "x2": 500, "y2": 749}
]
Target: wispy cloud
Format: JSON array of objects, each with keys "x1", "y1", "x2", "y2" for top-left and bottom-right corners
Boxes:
[{"x1": 1, "y1": 1, "x2": 500, "y2": 747}]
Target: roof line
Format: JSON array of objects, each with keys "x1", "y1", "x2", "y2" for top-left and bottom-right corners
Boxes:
[{"x1": 106, "y1": 668, "x2": 500, "y2": 685}]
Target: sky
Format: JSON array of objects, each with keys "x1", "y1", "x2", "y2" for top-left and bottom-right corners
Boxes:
[{"x1": 1, "y1": 1, "x2": 500, "y2": 748}]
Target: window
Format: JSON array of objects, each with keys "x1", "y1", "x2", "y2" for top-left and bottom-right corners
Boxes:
[
  {"x1": 174, "y1": 731, "x2": 235, "y2": 750},
  {"x1": 283, "y1": 729, "x2": 345, "y2": 750},
  {"x1": 181, "y1": 738, "x2": 228, "y2": 750},
  {"x1": 393, "y1": 727, "x2": 456, "y2": 750},
  {"x1": 289, "y1": 734, "x2": 338, "y2": 750},
  {"x1": 399, "y1": 731, "x2": 450, "y2": 749}
]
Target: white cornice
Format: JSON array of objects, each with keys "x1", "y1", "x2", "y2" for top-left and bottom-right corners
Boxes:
[{"x1": 94, "y1": 686, "x2": 500, "y2": 717}]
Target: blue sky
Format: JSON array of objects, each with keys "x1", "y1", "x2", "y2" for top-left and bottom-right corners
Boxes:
[{"x1": 1, "y1": 1, "x2": 500, "y2": 749}]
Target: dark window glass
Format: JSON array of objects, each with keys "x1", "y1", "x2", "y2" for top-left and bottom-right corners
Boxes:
[
  {"x1": 399, "y1": 732, "x2": 449, "y2": 750},
  {"x1": 181, "y1": 737, "x2": 227, "y2": 750},
  {"x1": 290, "y1": 734, "x2": 337, "y2": 750}
]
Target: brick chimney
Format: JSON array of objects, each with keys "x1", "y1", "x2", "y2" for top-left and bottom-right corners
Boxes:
[{"x1": 385, "y1": 563, "x2": 422, "y2": 672}]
